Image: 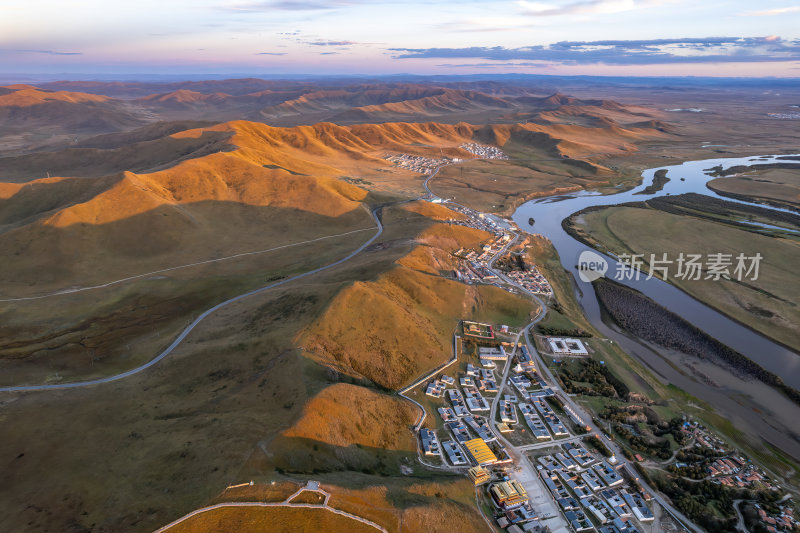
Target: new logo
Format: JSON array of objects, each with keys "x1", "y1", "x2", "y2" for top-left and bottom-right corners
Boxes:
[{"x1": 577, "y1": 250, "x2": 608, "y2": 282}]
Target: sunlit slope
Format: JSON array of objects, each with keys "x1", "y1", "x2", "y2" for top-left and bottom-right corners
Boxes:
[
  {"x1": 0, "y1": 127, "x2": 370, "y2": 294},
  {"x1": 163, "y1": 506, "x2": 381, "y2": 533},
  {"x1": 0, "y1": 112, "x2": 671, "y2": 295},
  {"x1": 303, "y1": 217, "x2": 533, "y2": 390},
  {"x1": 163, "y1": 478, "x2": 488, "y2": 533},
  {"x1": 267, "y1": 383, "x2": 418, "y2": 473},
  {"x1": 1, "y1": 109, "x2": 670, "y2": 183},
  {"x1": 264, "y1": 206, "x2": 530, "y2": 478}
]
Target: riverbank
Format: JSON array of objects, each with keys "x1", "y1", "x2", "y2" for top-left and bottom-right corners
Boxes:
[
  {"x1": 563, "y1": 199, "x2": 800, "y2": 356},
  {"x1": 525, "y1": 234, "x2": 800, "y2": 486},
  {"x1": 511, "y1": 153, "x2": 800, "y2": 485},
  {"x1": 593, "y1": 277, "x2": 800, "y2": 406}
]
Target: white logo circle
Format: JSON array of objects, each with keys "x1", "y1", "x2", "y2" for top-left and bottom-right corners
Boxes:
[{"x1": 577, "y1": 250, "x2": 608, "y2": 282}]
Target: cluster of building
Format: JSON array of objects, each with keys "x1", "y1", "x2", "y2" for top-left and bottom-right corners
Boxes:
[
  {"x1": 453, "y1": 232, "x2": 514, "y2": 286},
  {"x1": 767, "y1": 112, "x2": 800, "y2": 119},
  {"x1": 509, "y1": 348, "x2": 554, "y2": 397},
  {"x1": 419, "y1": 349, "x2": 517, "y2": 468},
  {"x1": 419, "y1": 428, "x2": 440, "y2": 456},
  {"x1": 536, "y1": 443, "x2": 654, "y2": 531},
  {"x1": 385, "y1": 153, "x2": 451, "y2": 174},
  {"x1": 685, "y1": 421, "x2": 726, "y2": 452},
  {"x1": 678, "y1": 421, "x2": 777, "y2": 490},
  {"x1": 491, "y1": 479, "x2": 540, "y2": 531},
  {"x1": 505, "y1": 265, "x2": 553, "y2": 296},
  {"x1": 756, "y1": 504, "x2": 797, "y2": 532},
  {"x1": 523, "y1": 399, "x2": 569, "y2": 437},
  {"x1": 444, "y1": 202, "x2": 508, "y2": 235},
  {"x1": 385, "y1": 143, "x2": 508, "y2": 176},
  {"x1": 440, "y1": 203, "x2": 556, "y2": 303},
  {"x1": 415, "y1": 315, "x2": 660, "y2": 533},
  {"x1": 490, "y1": 348, "x2": 575, "y2": 446},
  {"x1": 462, "y1": 320, "x2": 496, "y2": 340},
  {"x1": 459, "y1": 142, "x2": 509, "y2": 160},
  {"x1": 455, "y1": 260, "x2": 498, "y2": 284},
  {"x1": 418, "y1": 331, "x2": 561, "y2": 472}
]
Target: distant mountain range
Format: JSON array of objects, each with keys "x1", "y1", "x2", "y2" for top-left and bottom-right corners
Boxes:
[{"x1": 0, "y1": 80, "x2": 671, "y2": 156}]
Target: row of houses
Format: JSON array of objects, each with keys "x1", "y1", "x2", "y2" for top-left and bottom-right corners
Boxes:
[
  {"x1": 531, "y1": 398, "x2": 569, "y2": 437},
  {"x1": 520, "y1": 403, "x2": 555, "y2": 441},
  {"x1": 538, "y1": 467, "x2": 594, "y2": 531},
  {"x1": 536, "y1": 445, "x2": 654, "y2": 530},
  {"x1": 505, "y1": 265, "x2": 553, "y2": 296}
]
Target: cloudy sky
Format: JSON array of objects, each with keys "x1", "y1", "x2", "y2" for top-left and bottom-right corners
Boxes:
[{"x1": 1, "y1": 0, "x2": 799, "y2": 78}]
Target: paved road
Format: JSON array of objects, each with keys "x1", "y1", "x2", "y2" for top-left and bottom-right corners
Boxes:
[
  {"x1": 732, "y1": 499, "x2": 751, "y2": 533},
  {"x1": 0, "y1": 206, "x2": 385, "y2": 393},
  {"x1": 422, "y1": 167, "x2": 441, "y2": 197},
  {"x1": 481, "y1": 235, "x2": 572, "y2": 532}
]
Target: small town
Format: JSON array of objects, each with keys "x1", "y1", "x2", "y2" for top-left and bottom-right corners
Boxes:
[
  {"x1": 399, "y1": 194, "x2": 798, "y2": 533},
  {"x1": 385, "y1": 143, "x2": 509, "y2": 174},
  {"x1": 460, "y1": 142, "x2": 510, "y2": 160},
  {"x1": 440, "y1": 201, "x2": 554, "y2": 298},
  {"x1": 408, "y1": 316, "x2": 660, "y2": 533}
]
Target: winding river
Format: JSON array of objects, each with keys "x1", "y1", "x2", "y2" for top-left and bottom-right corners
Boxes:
[{"x1": 512, "y1": 154, "x2": 800, "y2": 388}]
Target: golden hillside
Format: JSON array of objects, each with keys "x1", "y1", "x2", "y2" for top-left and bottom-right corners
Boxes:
[
  {"x1": 166, "y1": 478, "x2": 488, "y2": 533},
  {"x1": 0, "y1": 85, "x2": 112, "y2": 106},
  {"x1": 0, "y1": 152, "x2": 369, "y2": 293},
  {"x1": 280, "y1": 383, "x2": 417, "y2": 450},
  {"x1": 303, "y1": 220, "x2": 532, "y2": 389},
  {"x1": 0, "y1": 109, "x2": 672, "y2": 296}
]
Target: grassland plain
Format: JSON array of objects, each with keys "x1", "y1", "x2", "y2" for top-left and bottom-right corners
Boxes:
[
  {"x1": 571, "y1": 204, "x2": 800, "y2": 352},
  {"x1": 4, "y1": 84, "x2": 800, "y2": 531},
  {"x1": 0, "y1": 202, "x2": 526, "y2": 532},
  {"x1": 0, "y1": 210, "x2": 379, "y2": 386},
  {"x1": 524, "y1": 235, "x2": 800, "y2": 487},
  {"x1": 707, "y1": 167, "x2": 800, "y2": 211}
]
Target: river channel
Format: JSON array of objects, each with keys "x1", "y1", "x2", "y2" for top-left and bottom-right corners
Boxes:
[{"x1": 512, "y1": 154, "x2": 800, "y2": 388}]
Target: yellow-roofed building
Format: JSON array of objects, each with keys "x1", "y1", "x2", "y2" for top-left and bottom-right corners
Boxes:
[
  {"x1": 463, "y1": 438, "x2": 498, "y2": 466},
  {"x1": 489, "y1": 480, "x2": 528, "y2": 510},
  {"x1": 468, "y1": 466, "x2": 491, "y2": 486}
]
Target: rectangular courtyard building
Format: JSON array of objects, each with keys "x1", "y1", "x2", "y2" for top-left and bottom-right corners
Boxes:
[{"x1": 463, "y1": 438, "x2": 498, "y2": 466}]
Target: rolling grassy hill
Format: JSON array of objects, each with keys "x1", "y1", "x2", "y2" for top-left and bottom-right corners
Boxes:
[
  {"x1": 302, "y1": 212, "x2": 533, "y2": 390},
  {"x1": 0, "y1": 110, "x2": 670, "y2": 388},
  {"x1": 0, "y1": 80, "x2": 684, "y2": 532},
  {"x1": 0, "y1": 199, "x2": 521, "y2": 533}
]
